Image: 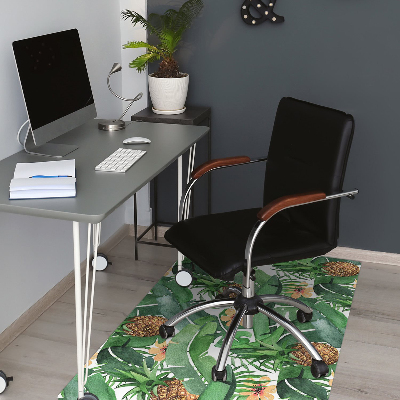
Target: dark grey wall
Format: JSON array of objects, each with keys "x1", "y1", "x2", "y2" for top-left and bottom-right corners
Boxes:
[{"x1": 148, "y1": 0, "x2": 400, "y2": 253}]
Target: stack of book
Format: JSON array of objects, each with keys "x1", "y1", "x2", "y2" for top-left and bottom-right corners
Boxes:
[{"x1": 9, "y1": 159, "x2": 76, "y2": 200}]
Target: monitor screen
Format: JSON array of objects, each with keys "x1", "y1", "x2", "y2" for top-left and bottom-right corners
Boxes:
[{"x1": 13, "y1": 29, "x2": 96, "y2": 146}]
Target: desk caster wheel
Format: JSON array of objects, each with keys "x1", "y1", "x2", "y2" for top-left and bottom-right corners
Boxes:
[
  {"x1": 91, "y1": 253, "x2": 111, "y2": 271},
  {"x1": 0, "y1": 370, "x2": 13, "y2": 394},
  {"x1": 175, "y1": 268, "x2": 192, "y2": 287},
  {"x1": 79, "y1": 393, "x2": 99, "y2": 400}
]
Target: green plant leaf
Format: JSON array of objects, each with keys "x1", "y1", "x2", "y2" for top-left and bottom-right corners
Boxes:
[
  {"x1": 123, "y1": 41, "x2": 160, "y2": 53},
  {"x1": 129, "y1": 52, "x2": 161, "y2": 73},
  {"x1": 174, "y1": 0, "x2": 204, "y2": 31},
  {"x1": 121, "y1": 10, "x2": 161, "y2": 38},
  {"x1": 122, "y1": 0, "x2": 203, "y2": 73}
]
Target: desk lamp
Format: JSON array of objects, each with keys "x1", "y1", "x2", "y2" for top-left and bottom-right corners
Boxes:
[{"x1": 98, "y1": 63, "x2": 143, "y2": 131}]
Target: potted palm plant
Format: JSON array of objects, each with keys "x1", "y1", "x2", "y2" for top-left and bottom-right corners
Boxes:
[{"x1": 122, "y1": 0, "x2": 204, "y2": 114}]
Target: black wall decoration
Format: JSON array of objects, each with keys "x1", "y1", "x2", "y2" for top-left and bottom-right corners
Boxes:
[{"x1": 241, "y1": 0, "x2": 284, "y2": 25}]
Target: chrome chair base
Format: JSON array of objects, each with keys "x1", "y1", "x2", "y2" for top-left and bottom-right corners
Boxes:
[{"x1": 159, "y1": 291, "x2": 329, "y2": 381}]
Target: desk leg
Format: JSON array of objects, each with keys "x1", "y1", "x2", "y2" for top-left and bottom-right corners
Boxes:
[
  {"x1": 177, "y1": 145, "x2": 197, "y2": 272},
  {"x1": 185, "y1": 144, "x2": 196, "y2": 219},
  {"x1": 177, "y1": 156, "x2": 183, "y2": 270},
  {"x1": 73, "y1": 221, "x2": 101, "y2": 400}
]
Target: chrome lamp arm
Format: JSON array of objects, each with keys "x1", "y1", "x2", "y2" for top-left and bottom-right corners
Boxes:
[
  {"x1": 107, "y1": 72, "x2": 143, "y2": 121},
  {"x1": 98, "y1": 63, "x2": 143, "y2": 131}
]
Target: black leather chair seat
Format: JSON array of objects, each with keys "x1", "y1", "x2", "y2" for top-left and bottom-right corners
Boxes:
[{"x1": 165, "y1": 208, "x2": 334, "y2": 281}]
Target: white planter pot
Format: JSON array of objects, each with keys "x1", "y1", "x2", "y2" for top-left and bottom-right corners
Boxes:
[{"x1": 148, "y1": 73, "x2": 189, "y2": 114}]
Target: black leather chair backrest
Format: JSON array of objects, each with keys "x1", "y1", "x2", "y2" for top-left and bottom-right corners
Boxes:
[{"x1": 263, "y1": 97, "x2": 354, "y2": 246}]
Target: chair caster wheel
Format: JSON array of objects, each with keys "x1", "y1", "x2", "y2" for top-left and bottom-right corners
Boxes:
[
  {"x1": 79, "y1": 393, "x2": 99, "y2": 400},
  {"x1": 297, "y1": 309, "x2": 313, "y2": 323},
  {"x1": 175, "y1": 268, "x2": 192, "y2": 287},
  {"x1": 0, "y1": 370, "x2": 13, "y2": 393},
  {"x1": 159, "y1": 324, "x2": 175, "y2": 339},
  {"x1": 91, "y1": 253, "x2": 111, "y2": 271},
  {"x1": 311, "y1": 359, "x2": 329, "y2": 378},
  {"x1": 211, "y1": 366, "x2": 227, "y2": 382}
]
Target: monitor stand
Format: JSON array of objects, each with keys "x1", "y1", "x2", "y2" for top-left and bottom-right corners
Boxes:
[{"x1": 23, "y1": 126, "x2": 78, "y2": 158}]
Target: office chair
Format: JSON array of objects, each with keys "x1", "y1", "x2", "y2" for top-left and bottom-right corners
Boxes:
[{"x1": 159, "y1": 97, "x2": 358, "y2": 382}]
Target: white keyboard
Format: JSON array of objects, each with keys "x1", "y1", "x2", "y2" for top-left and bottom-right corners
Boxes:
[{"x1": 95, "y1": 148, "x2": 146, "y2": 173}]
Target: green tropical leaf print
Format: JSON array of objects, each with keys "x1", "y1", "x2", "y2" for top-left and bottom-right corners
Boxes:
[
  {"x1": 60, "y1": 373, "x2": 118, "y2": 400},
  {"x1": 85, "y1": 373, "x2": 118, "y2": 400},
  {"x1": 256, "y1": 275, "x2": 282, "y2": 295},
  {"x1": 285, "y1": 377, "x2": 328, "y2": 400},
  {"x1": 165, "y1": 318, "x2": 221, "y2": 395},
  {"x1": 254, "y1": 269, "x2": 273, "y2": 287},
  {"x1": 163, "y1": 278, "x2": 193, "y2": 303},
  {"x1": 60, "y1": 375, "x2": 78, "y2": 400},
  {"x1": 198, "y1": 379, "x2": 232, "y2": 399},
  {"x1": 305, "y1": 298, "x2": 348, "y2": 331},
  {"x1": 60, "y1": 256, "x2": 360, "y2": 400},
  {"x1": 277, "y1": 379, "x2": 313, "y2": 399},
  {"x1": 97, "y1": 347, "x2": 148, "y2": 378},
  {"x1": 253, "y1": 312, "x2": 271, "y2": 339},
  {"x1": 103, "y1": 334, "x2": 158, "y2": 350}
]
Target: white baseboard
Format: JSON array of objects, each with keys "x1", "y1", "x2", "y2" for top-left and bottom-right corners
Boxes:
[
  {"x1": 326, "y1": 246, "x2": 400, "y2": 266},
  {"x1": 0, "y1": 224, "x2": 130, "y2": 352},
  {"x1": 131, "y1": 224, "x2": 400, "y2": 267}
]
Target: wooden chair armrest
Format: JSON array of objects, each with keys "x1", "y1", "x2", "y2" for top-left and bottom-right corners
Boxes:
[
  {"x1": 191, "y1": 156, "x2": 251, "y2": 179},
  {"x1": 257, "y1": 191, "x2": 327, "y2": 221}
]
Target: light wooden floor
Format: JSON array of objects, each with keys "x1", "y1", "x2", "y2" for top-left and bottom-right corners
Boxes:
[{"x1": 0, "y1": 235, "x2": 399, "y2": 400}]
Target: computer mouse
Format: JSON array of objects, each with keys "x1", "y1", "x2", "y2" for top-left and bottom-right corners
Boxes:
[{"x1": 123, "y1": 137, "x2": 151, "y2": 144}]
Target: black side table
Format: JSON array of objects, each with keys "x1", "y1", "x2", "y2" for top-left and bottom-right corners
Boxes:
[{"x1": 131, "y1": 106, "x2": 211, "y2": 259}]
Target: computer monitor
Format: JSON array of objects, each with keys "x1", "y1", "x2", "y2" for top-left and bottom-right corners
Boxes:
[{"x1": 12, "y1": 29, "x2": 96, "y2": 157}]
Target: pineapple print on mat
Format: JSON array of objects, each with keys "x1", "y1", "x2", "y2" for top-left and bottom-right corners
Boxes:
[
  {"x1": 291, "y1": 342, "x2": 339, "y2": 366},
  {"x1": 59, "y1": 256, "x2": 360, "y2": 400},
  {"x1": 150, "y1": 378, "x2": 199, "y2": 400},
  {"x1": 322, "y1": 261, "x2": 360, "y2": 277},
  {"x1": 123, "y1": 316, "x2": 167, "y2": 337}
]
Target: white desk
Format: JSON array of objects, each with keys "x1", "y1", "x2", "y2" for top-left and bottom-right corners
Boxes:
[{"x1": 0, "y1": 119, "x2": 208, "y2": 399}]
